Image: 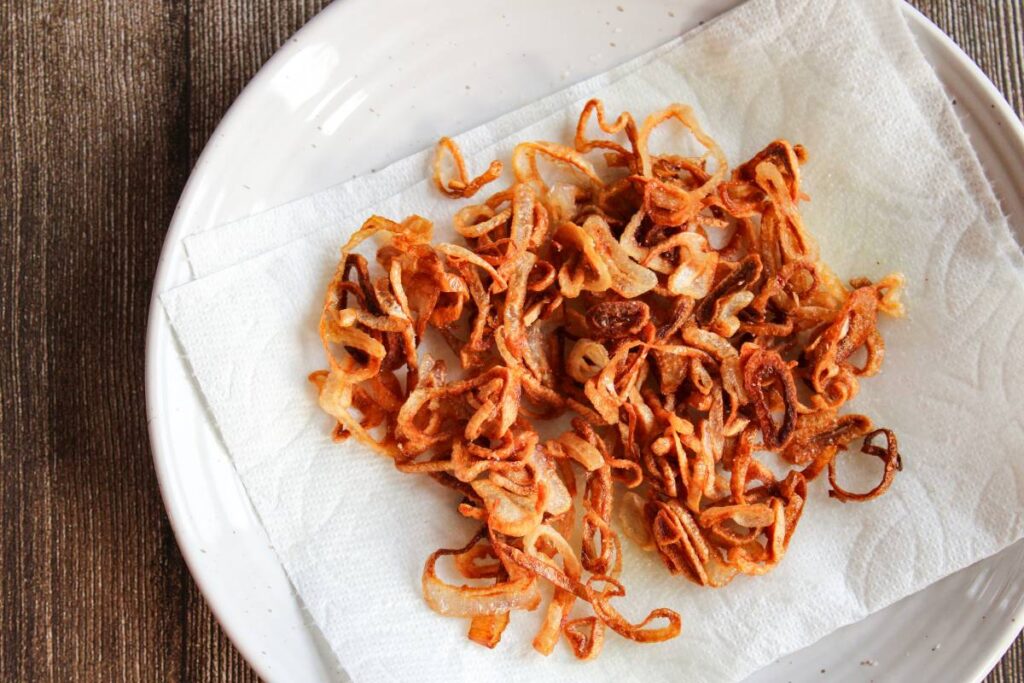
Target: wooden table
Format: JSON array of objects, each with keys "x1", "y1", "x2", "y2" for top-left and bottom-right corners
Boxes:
[{"x1": 1, "y1": 1, "x2": 1022, "y2": 680}]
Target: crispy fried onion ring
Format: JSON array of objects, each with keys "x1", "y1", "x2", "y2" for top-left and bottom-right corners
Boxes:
[
  {"x1": 433, "y1": 136, "x2": 503, "y2": 199},
  {"x1": 312, "y1": 100, "x2": 904, "y2": 659},
  {"x1": 423, "y1": 530, "x2": 541, "y2": 618},
  {"x1": 828, "y1": 428, "x2": 902, "y2": 502},
  {"x1": 742, "y1": 348, "x2": 799, "y2": 451},
  {"x1": 575, "y1": 98, "x2": 639, "y2": 170}
]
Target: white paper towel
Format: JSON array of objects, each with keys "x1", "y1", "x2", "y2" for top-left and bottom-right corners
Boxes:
[{"x1": 162, "y1": 0, "x2": 1024, "y2": 681}]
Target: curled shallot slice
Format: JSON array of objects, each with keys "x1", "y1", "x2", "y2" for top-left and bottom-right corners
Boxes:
[
  {"x1": 433, "y1": 136, "x2": 503, "y2": 199},
  {"x1": 828, "y1": 428, "x2": 902, "y2": 502},
  {"x1": 423, "y1": 532, "x2": 542, "y2": 618},
  {"x1": 742, "y1": 348, "x2": 799, "y2": 450}
]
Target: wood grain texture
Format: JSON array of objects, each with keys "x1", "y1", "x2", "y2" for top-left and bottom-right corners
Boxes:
[{"x1": 0, "y1": 0, "x2": 1020, "y2": 681}]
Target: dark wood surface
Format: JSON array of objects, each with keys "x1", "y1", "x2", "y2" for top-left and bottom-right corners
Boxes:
[{"x1": 1, "y1": 1, "x2": 1021, "y2": 680}]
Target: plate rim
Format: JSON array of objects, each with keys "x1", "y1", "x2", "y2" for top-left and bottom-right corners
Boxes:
[
  {"x1": 145, "y1": 2, "x2": 1024, "y2": 681},
  {"x1": 144, "y1": 2, "x2": 353, "y2": 676}
]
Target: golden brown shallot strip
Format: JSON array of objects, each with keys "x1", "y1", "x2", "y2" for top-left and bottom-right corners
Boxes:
[
  {"x1": 742, "y1": 348, "x2": 799, "y2": 450},
  {"x1": 423, "y1": 532, "x2": 541, "y2": 618},
  {"x1": 828, "y1": 428, "x2": 902, "y2": 502},
  {"x1": 433, "y1": 136, "x2": 503, "y2": 199}
]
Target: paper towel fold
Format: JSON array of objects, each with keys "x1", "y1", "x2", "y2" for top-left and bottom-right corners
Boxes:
[{"x1": 162, "y1": 0, "x2": 1024, "y2": 681}]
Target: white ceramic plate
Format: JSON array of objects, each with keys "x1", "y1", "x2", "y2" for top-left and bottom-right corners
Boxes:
[{"x1": 147, "y1": 1, "x2": 1024, "y2": 681}]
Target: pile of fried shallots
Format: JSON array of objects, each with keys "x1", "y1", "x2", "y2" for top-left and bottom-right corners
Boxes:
[{"x1": 310, "y1": 100, "x2": 905, "y2": 660}]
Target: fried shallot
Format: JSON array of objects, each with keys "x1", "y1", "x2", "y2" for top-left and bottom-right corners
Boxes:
[{"x1": 311, "y1": 99, "x2": 904, "y2": 659}]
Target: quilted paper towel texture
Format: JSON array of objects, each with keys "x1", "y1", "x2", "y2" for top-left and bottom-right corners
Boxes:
[{"x1": 162, "y1": 0, "x2": 1024, "y2": 681}]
